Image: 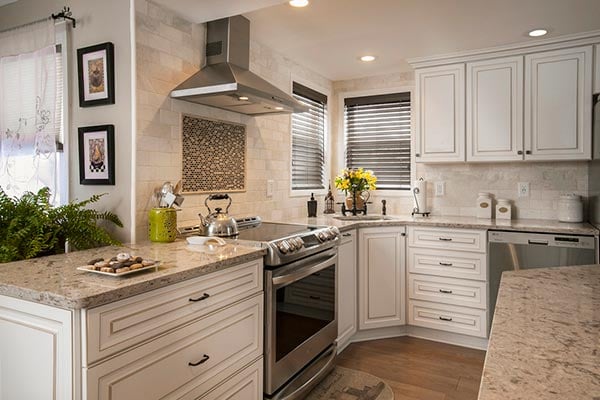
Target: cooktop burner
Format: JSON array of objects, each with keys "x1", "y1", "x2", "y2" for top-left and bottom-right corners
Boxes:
[{"x1": 236, "y1": 222, "x2": 315, "y2": 242}]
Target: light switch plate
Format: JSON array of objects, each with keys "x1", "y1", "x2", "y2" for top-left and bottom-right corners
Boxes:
[
  {"x1": 266, "y1": 180, "x2": 274, "y2": 197},
  {"x1": 435, "y1": 181, "x2": 445, "y2": 196},
  {"x1": 518, "y1": 182, "x2": 529, "y2": 197}
]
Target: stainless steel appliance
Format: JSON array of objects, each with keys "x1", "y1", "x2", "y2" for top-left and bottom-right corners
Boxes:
[
  {"x1": 181, "y1": 219, "x2": 340, "y2": 399},
  {"x1": 170, "y1": 15, "x2": 308, "y2": 115},
  {"x1": 235, "y1": 222, "x2": 339, "y2": 400},
  {"x1": 590, "y1": 93, "x2": 600, "y2": 229},
  {"x1": 488, "y1": 230, "x2": 598, "y2": 318}
]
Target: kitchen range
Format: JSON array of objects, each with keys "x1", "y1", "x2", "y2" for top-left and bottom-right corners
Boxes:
[{"x1": 181, "y1": 214, "x2": 341, "y2": 400}]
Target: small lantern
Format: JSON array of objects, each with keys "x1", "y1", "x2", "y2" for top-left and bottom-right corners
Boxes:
[{"x1": 324, "y1": 184, "x2": 335, "y2": 214}]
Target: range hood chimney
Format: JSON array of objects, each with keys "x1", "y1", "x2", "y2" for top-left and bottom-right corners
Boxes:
[{"x1": 170, "y1": 15, "x2": 308, "y2": 115}]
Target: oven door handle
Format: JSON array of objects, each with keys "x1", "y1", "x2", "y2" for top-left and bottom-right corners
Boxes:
[{"x1": 272, "y1": 253, "x2": 337, "y2": 288}]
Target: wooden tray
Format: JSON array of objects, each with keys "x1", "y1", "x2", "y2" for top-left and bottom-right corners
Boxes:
[{"x1": 77, "y1": 262, "x2": 159, "y2": 277}]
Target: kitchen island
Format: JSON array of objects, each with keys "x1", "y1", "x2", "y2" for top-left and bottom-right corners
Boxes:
[
  {"x1": 0, "y1": 239, "x2": 266, "y2": 400},
  {"x1": 478, "y1": 264, "x2": 600, "y2": 399}
]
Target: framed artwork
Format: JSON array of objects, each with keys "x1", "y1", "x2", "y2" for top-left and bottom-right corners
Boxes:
[
  {"x1": 77, "y1": 42, "x2": 115, "y2": 107},
  {"x1": 78, "y1": 125, "x2": 115, "y2": 185}
]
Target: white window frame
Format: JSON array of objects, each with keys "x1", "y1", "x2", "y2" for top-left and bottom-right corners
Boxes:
[
  {"x1": 337, "y1": 85, "x2": 415, "y2": 198},
  {"x1": 289, "y1": 75, "x2": 331, "y2": 198},
  {"x1": 55, "y1": 21, "x2": 70, "y2": 205}
]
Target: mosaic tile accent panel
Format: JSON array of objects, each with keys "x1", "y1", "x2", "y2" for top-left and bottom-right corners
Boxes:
[{"x1": 181, "y1": 115, "x2": 246, "y2": 193}]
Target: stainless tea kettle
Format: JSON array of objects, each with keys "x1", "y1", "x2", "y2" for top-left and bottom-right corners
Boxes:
[{"x1": 198, "y1": 194, "x2": 239, "y2": 237}]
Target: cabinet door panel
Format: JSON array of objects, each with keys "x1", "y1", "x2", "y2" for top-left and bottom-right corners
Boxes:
[
  {"x1": 525, "y1": 46, "x2": 592, "y2": 160},
  {"x1": 337, "y1": 230, "x2": 356, "y2": 350},
  {"x1": 358, "y1": 227, "x2": 405, "y2": 330},
  {"x1": 467, "y1": 56, "x2": 523, "y2": 161},
  {"x1": 415, "y1": 64, "x2": 465, "y2": 162}
]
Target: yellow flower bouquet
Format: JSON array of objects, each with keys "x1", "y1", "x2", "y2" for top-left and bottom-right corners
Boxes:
[{"x1": 334, "y1": 168, "x2": 377, "y2": 195}]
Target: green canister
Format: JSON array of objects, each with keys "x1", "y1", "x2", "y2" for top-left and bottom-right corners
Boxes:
[{"x1": 148, "y1": 208, "x2": 177, "y2": 242}]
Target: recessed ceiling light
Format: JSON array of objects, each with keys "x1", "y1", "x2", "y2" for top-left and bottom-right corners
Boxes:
[
  {"x1": 289, "y1": 0, "x2": 309, "y2": 7},
  {"x1": 360, "y1": 55, "x2": 376, "y2": 62},
  {"x1": 238, "y1": 96, "x2": 249, "y2": 101},
  {"x1": 274, "y1": 106, "x2": 284, "y2": 110},
  {"x1": 528, "y1": 29, "x2": 548, "y2": 37}
]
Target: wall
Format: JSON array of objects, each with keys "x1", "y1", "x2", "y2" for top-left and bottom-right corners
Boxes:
[
  {"x1": 135, "y1": 0, "x2": 333, "y2": 240},
  {"x1": 332, "y1": 72, "x2": 589, "y2": 220},
  {"x1": 0, "y1": 0, "x2": 135, "y2": 242}
]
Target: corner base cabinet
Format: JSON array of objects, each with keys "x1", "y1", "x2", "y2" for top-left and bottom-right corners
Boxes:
[{"x1": 358, "y1": 227, "x2": 406, "y2": 330}]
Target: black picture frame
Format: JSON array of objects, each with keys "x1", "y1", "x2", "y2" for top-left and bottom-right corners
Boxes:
[
  {"x1": 78, "y1": 125, "x2": 115, "y2": 185},
  {"x1": 77, "y1": 42, "x2": 115, "y2": 107}
]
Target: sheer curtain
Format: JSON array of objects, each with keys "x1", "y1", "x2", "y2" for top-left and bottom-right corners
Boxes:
[{"x1": 0, "y1": 19, "x2": 61, "y2": 202}]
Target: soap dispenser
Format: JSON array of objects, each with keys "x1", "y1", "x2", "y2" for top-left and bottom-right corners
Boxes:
[{"x1": 307, "y1": 193, "x2": 317, "y2": 217}]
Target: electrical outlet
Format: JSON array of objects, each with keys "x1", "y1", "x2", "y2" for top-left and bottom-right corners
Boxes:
[
  {"x1": 435, "y1": 181, "x2": 445, "y2": 196},
  {"x1": 518, "y1": 182, "x2": 529, "y2": 198},
  {"x1": 266, "y1": 180, "x2": 274, "y2": 197}
]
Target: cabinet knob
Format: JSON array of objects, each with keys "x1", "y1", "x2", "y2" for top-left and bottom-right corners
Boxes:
[
  {"x1": 517, "y1": 150, "x2": 523, "y2": 155},
  {"x1": 415, "y1": 153, "x2": 421, "y2": 157},
  {"x1": 525, "y1": 150, "x2": 531, "y2": 155}
]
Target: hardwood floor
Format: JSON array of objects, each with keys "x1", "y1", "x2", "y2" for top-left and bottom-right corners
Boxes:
[{"x1": 336, "y1": 337, "x2": 486, "y2": 400}]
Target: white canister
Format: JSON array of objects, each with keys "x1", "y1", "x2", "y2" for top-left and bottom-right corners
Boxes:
[
  {"x1": 496, "y1": 199, "x2": 512, "y2": 220},
  {"x1": 558, "y1": 194, "x2": 583, "y2": 223},
  {"x1": 477, "y1": 192, "x2": 492, "y2": 219}
]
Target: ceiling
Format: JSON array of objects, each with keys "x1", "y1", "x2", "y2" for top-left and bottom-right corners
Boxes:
[
  {"x1": 0, "y1": 0, "x2": 18, "y2": 7},
  {"x1": 156, "y1": 0, "x2": 600, "y2": 81}
]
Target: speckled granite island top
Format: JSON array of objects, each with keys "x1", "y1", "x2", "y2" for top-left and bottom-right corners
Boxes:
[
  {"x1": 291, "y1": 215, "x2": 599, "y2": 235},
  {"x1": 0, "y1": 240, "x2": 266, "y2": 310},
  {"x1": 478, "y1": 265, "x2": 600, "y2": 400}
]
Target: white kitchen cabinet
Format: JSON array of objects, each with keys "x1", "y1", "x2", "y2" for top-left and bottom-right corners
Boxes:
[
  {"x1": 524, "y1": 46, "x2": 593, "y2": 160},
  {"x1": 0, "y1": 296, "x2": 73, "y2": 400},
  {"x1": 85, "y1": 294, "x2": 263, "y2": 400},
  {"x1": 358, "y1": 227, "x2": 405, "y2": 330},
  {"x1": 415, "y1": 63, "x2": 465, "y2": 162},
  {"x1": 466, "y1": 56, "x2": 524, "y2": 161},
  {"x1": 337, "y1": 229, "x2": 357, "y2": 351},
  {"x1": 594, "y1": 44, "x2": 600, "y2": 94},
  {"x1": 408, "y1": 299, "x2": 487, "y2": 338}
]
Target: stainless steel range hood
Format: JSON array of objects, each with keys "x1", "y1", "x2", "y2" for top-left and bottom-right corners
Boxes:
[{"x1": 170, "y1": 15, "x2": 308, "y2": 115}]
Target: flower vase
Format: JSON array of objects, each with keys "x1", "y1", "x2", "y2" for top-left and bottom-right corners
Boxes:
[{"x1": 345, "y1": 191, "x2": 369, "y2": 210}]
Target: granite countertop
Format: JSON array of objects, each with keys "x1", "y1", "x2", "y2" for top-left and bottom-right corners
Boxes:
[
  {"x1": 478, "y1": 265, "x2": 600, "y2": 400},
  {"x1": 0, "y1": 240, "x2": 266, "y2": 310},
  {"x1": 291, "y1": 215, "x2": 599, "y2": 235}
]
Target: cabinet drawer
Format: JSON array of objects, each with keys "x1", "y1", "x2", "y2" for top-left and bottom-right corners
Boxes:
[
  {"x1": 408, "y1": 226, "x2": 486, "y2": 252},
  {"x1": 408, "y1": 300, "x2": 487, "y2": 338},
  {"x1": 198, "y1": 359, "x2": 262, "y2": 400},
  {"x1": 85, "y1": 294, "x2": 263, "y2": 400},
  {"x1": 340, "y1": 230, "x2": 356, "y2": 245},
  {"x1": 85, "y1": 259, "x2": 262, "y2": 365},
  {"x1": 408, "y1": 247, "x2": 487, "y2": 281},
  {"x1": 408, "y1": 274, "x2": 487, "y2": 309}
]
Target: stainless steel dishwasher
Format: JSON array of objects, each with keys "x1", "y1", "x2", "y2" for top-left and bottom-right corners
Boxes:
[{"x1": 488, "y1": 230, "x2": 598, "y2": 318}]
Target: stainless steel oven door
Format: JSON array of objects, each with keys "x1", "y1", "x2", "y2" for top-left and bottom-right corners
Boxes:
[{"x1": 264, "y1": 248, "x2": 338, "y2": 396}]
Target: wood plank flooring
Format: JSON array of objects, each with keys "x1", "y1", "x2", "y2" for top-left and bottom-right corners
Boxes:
[{"x1": 336, "y1": 337, "x2": 486, "y2": 400}]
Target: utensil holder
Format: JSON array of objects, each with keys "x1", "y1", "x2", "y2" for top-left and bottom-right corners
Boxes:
[{"x1": 148, "y1": 208, "x2": 177, "y2": 242}]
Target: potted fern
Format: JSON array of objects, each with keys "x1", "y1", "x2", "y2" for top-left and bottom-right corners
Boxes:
[{"x1": 0, "y1": 187, "x2": 123, "y2": 263}]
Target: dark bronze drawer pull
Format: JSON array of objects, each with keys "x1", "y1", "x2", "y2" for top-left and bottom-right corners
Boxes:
[
  {"x1": 439, "y1": 316, "x2": 453, "y2": 322},
  {"x1": 439, "y1": 289, "x2": 453, "y2": 294},
  {"x1": 309, "y1": 295, "x2": 321, "y2": 300},
  {"x1": 188, "y1": 354, "x2": 210, "y2": 366},
  {"x1": 438, "y1": 262, "x2": 453, "y2": 267},
  {"x1": 189, "y1": 293, "x2": 210, "y2": 302},
  {"x1": 438, "y1": 237, "x2": 452, "y2": 241},
  {"x1": 342, "y1": 233, "x2": 352, "y2": 237}
]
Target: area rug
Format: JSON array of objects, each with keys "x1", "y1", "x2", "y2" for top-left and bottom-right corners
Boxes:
[{"x1": 306, "y1": 366, "x2": 394, "y2": 400}]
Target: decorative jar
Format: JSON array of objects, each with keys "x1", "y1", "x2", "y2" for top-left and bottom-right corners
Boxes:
[
  {"x1": 495, "y1": 199, "x2": 512, "y2": 220},
  {"x1": 477, "y1": 192, "x2": 492, "y2": 219},
  {"x1": 558, "y1": 194, "x2": 583, "y2": 223}
]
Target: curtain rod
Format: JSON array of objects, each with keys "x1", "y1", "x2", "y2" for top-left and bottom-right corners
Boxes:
[{"x1": 0, "y1": 6, "x2": 76, "y2": 34}]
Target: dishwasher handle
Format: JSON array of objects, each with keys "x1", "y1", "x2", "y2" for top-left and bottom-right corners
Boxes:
[{"x1": 528, "y1": 239, "x2": 548, "y2": 246}]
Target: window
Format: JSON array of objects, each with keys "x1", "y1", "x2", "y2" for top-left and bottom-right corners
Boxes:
[
  {"x1": 0, "y1": 20, "x2": 67, "y2": 204},
  {"x1": 344, "y1": 92, "x2": 411, "y2": 190},
  {"x1": 291, "y1": 82, "x2": 327, "y2": 191}
]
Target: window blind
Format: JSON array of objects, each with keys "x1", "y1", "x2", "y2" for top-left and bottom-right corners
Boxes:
[
  {"x1": 291, "y1": 82, "x2": 327, "y2": 191},
  {"x1": 344, "y1": 92, "x2": 411, "y2": 190}
]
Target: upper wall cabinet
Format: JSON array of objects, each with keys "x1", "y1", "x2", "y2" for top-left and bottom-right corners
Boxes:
[
  {"x1": 524, "y1": 46, "x2": 593, "y2": 160},
  {"x1": 466, "y1": 56, "x2": 524, "y2": 162},
  {"x1": 414, "y1": 64, "x2": 465, "y2": 163}
]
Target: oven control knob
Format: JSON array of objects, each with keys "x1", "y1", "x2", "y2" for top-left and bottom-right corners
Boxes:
[
  {"x1": 295, "y1": 237, "x2": 304, "y2": 249},
  {"x1": 277, "y1": 240, "x2": 290, "y2": 253},
  {"x1": 289, "y1": 237, "x2": 302, "y2": 250},
  {"x1": 318, "y1": 232, "x2": 327, "y2": 242},
  {"x1": 328, "y1": 228, "x2": 338, "y2": 239},
  {"x1": 287, "y1": 239, "x2": 297, "y2": 251}
]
